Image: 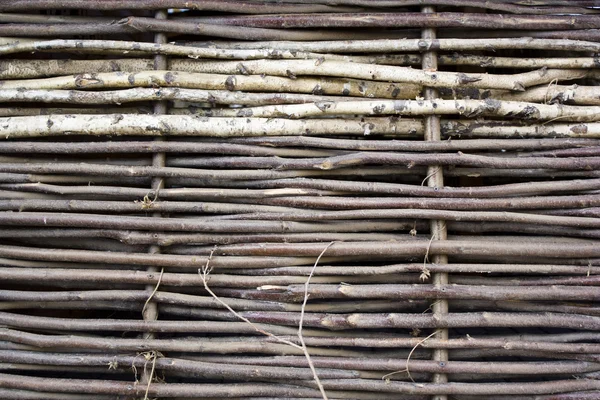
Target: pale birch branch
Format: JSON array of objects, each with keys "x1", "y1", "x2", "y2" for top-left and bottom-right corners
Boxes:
[
  {"x1": 2, "y1": 55, "x2": 599, "y2": 81},
  {"x1": 191, "y1": 37, "x2": 600, "y2": 53},
  {"x1": 0, "y1": 71, "x2": 414, "y2": 98},
  {"x1": 0, "y1": 114, "x2": 422, "y2": 139},
  {"x1": 187, "y1": 99, "x2": 600, "y2": 122}
]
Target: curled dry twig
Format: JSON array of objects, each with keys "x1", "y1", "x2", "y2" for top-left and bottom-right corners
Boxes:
[
  {"x1": 298, "y1": 241, "x2": 336, "y2": 400},
  {"x1": 143, "y1": 350, "x2": 159, "y2": 400},
  {"x1": 141, "y1": 267, "x2": 164, "y2": 316},
  {"x1": 381, "y1": 329, "x2": 441, "y2": 383},
  {"x1": 199, "y1": 244, "x2": 333, "y2": 400}
]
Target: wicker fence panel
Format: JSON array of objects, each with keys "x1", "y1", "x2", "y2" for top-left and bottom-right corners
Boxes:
[{"x1": 0, "y1": 1, "x2": 599, "y2": 399}]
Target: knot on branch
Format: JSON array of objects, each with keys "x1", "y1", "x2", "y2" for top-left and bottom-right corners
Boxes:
[
  {"x1": 74, "y1": 74, "x2": 102, "y2": 88},
  {"x1": 236, "y1": 63, "x2": 250, "y2": 75},
  {"x1": 457, "y1": 73, "x2": 482, "y2": 85},
  {"x1": 225, "y1": 75, "x2": 236, "y2": 91},
  {"x1": 315, "y1": 102, "x2": 332, "y2": 112},
  {"x1": 508, "y1": 105, "x2": 541, "y2": 120}
]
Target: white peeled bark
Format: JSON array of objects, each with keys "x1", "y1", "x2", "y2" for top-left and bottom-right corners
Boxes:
[
  {"x1": 438, "y1": 55, "x2": 600, "y2": 70},
  {"x1": 167, "y1": 59, "x2": 589, "y2": 90},
  {"x1": 0, "y1": 70, "x2": 416, "y2": 98},
  {"x1": 494, "y1": 85, "x2": 600, "y2": 106},
  {"x1": 0, "y1": 39, "x2": 335, "y2": 60},
  {"x1": 0, "y1": 114, "x2": 422, "y2": 139},
  {"x1": 198, "y1": 37, "x2": 600, "y2": 53},
  {"x1": 2, "y1": 60, "x2": 585, "y2": 93},
  {"x1": 182, "y1": 99, "x2": 600, "y2": 122},
  {"x1": 0, "y1": 107, "x2": 149, "y2": 117},
  {"x1": 2, "y1": 114, "x2": 599, "y2": 139},
  {"x1": 1, "y1": 55, "x2": 596, "y2": 81},
  {"x1": 443, "y1": 120, "x2": 600, "y2": 139},
  {"x1": 0, "y1": 88, "x2": 381, "y2": 106}
]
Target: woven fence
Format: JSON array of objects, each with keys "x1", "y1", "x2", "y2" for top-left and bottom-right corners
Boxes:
[{"x1": 0, "y1": 1, "x2": 599, "y2": 399}]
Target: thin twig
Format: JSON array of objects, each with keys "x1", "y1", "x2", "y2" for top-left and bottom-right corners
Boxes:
[
  {"x1": 421, "y1": 166, "x2": 440, "y2": 187},
  {"x1": 141, "y1": 267, "x2": 164, "y2": 317},
  {"x1": 299, "y1": 241, "x2": 336, "y2": 400},
  {"x1": 423, "y1": 222, "x2": 447, "y2": 267},
  {"x1": 199, "y1": 246, "x2": 301, "y2": 349},
  {"x1": 544, "y1": 78, "x2": 559, "y2": 105},
  {"x1": 381, "y1": 330, "x2": 441, "y2": 383},
  {"x1": 200, "y1": 245, "x2": 332, "y2": 399},
  {"x1": 143, "y1": 351, "x2": 158, "y2": 400}
]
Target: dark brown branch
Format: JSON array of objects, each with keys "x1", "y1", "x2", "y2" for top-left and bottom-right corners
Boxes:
[{"x1": 189, "y1": 12, "x2": 600, "y2": 30}]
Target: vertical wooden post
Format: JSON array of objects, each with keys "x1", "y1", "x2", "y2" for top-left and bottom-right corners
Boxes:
[
  {"x1": 141, "y1": 8, "x2": 169, "y2": 395},
  {"x1": 421, "y1": 6, "x2": 449, "y2": 400}
]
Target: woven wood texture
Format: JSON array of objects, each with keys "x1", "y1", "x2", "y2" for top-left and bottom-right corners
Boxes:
[{"x1": 0, "y1": 1, "x2": 599, "y2": 399}]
